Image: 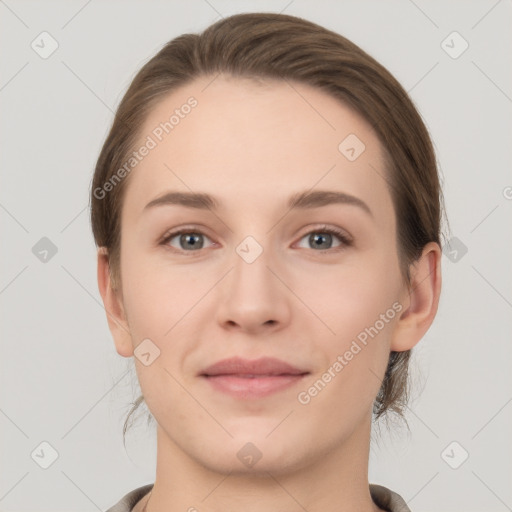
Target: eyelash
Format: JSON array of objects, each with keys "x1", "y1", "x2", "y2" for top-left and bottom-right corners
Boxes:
[{"x1": 159, "y1": 225, "x2": 353, "y2": 256}]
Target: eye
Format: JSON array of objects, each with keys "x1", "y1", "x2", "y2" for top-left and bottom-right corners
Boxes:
[
  {"x1": 160, "y1": 228, "x2": 215, "y2": 252},
  {"x1": 160, "y1": 224, "x2": 352, "y2": 255},
  {"x1": 295, "y1": 225, "x2": 352, "y2": 252}
]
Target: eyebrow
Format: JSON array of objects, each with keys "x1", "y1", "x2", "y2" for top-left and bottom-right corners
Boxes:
[{"x1": 143, "y1": 189, "x2": 373, "y2": 217}]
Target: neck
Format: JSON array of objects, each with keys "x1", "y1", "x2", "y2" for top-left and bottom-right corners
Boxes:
[{"x1": 145, "y1": 410, "x2": 381, "y2": 512}]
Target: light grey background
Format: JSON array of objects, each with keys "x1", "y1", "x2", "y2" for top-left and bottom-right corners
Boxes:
[{"x1": 1, "y1": 0, "x2": 511, "y2": 511}]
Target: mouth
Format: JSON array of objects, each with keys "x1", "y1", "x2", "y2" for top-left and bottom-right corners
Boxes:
[{"x1": 199, "y1": 356, "x2": 310, "y2": 399}]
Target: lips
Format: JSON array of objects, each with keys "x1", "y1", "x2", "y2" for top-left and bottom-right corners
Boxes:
[
  {"x1": 199, "y1": 356, "x2": 309, "y2": 377},
  {"x1": 199, "y1": 357, "x2": 309, "y2": 399}
]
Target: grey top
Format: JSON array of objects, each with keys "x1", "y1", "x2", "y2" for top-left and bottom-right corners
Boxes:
[{"x1": 105, "y1": 483, "x2": 411, "y2": 512}]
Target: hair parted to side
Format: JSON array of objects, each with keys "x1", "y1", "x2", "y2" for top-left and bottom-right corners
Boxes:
[{"x1": 90, "y1": 12, "x2": 446, "y2": 442}]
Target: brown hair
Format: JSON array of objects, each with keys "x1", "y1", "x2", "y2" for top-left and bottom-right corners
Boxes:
[{"x1": 90, "y1": 12, "x2": 445, "y2": 439}]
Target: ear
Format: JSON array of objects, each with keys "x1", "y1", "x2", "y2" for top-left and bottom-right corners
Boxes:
[
  {"x1": 97, "y1": 247, "x2": 134, "y2": 357},
  {"x1": 391, "y1": 241, "x2": 442, "y2": 351}
]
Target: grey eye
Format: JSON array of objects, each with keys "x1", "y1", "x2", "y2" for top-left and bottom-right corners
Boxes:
[
  {"x1": 296, "y1": 230, "x2": 344, "y2": 250},
  {"x1": 166, "y1": 231, "x2": 213, "y2": 251}
]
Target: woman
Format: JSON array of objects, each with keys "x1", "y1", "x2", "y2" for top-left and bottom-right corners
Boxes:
[{"x1": 92, "y1": 12, "x2": 443, "y2": 512}]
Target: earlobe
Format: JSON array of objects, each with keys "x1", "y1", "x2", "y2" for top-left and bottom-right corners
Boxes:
[
  {"x1": 390, "y1": 242, "x2": 442, "y2": 352},
  {"x1": 97, "y1": 247, "x2": 134, "y2": 358}
]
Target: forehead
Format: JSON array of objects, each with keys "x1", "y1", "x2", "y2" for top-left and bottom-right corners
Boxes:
[{"x1": 122, "y1": 74, "x2": 392, "y2": 223}]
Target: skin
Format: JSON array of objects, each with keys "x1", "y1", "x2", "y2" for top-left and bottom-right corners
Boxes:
[{"x1": 97, "y1": 75, "x2": 441, "y2": 512}]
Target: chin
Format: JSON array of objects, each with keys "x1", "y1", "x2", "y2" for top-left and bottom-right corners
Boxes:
[
  {"x1": 194, "y1": 445, "x2": 308, "y2": 477},
  {"x1": 188, "y1": 428, "x2": 310, "y2": 476}
]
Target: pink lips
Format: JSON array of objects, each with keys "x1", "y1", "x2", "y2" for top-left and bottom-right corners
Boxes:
[{"x1": 199, "y1": 356, "x2": 309, "y2": 399}]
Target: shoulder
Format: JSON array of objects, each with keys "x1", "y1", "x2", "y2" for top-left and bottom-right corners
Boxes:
[
  {"x1": 370, "y1": 483, "x2": 411, "y2": 512},
  {"x1": 105, "y1": 482, "x2": 409, "y2": 512},
  {"x1": 104, "y1": 484, "x2": 154, "y2": 512}
]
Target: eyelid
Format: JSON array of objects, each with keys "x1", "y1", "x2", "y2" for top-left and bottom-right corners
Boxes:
[{"x1": 296, "y1": 224, "x2": 353, "y2": 245}]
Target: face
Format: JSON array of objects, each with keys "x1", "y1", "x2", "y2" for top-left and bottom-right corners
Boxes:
[{"x1": 111, "y1": 75, "x2": 411, "y2": 475}]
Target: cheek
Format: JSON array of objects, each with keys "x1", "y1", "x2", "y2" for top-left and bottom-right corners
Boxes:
[
  {"x1": 120, "y1": 242, "x2": 196, "y2": 337},
  {"x1": 300, "y1": 256, "x2": 401, "y2": 343},
  {"x1": 298, "y1": 291, "x2": 395, "y2": 425},
  {"x1": 297, "y1": 251, "x2": 401, "y2": 399},
  {"x1": 120, "y1": 245, "x2": 207, "y2": 407},
  {"x1": 121, "y1": 253, "x2": 201, "y2": 414}
]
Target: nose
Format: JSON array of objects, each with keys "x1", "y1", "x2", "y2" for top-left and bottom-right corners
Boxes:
[{"x1": 215, "y1": 238, "x2": 291, "y2": 335}]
